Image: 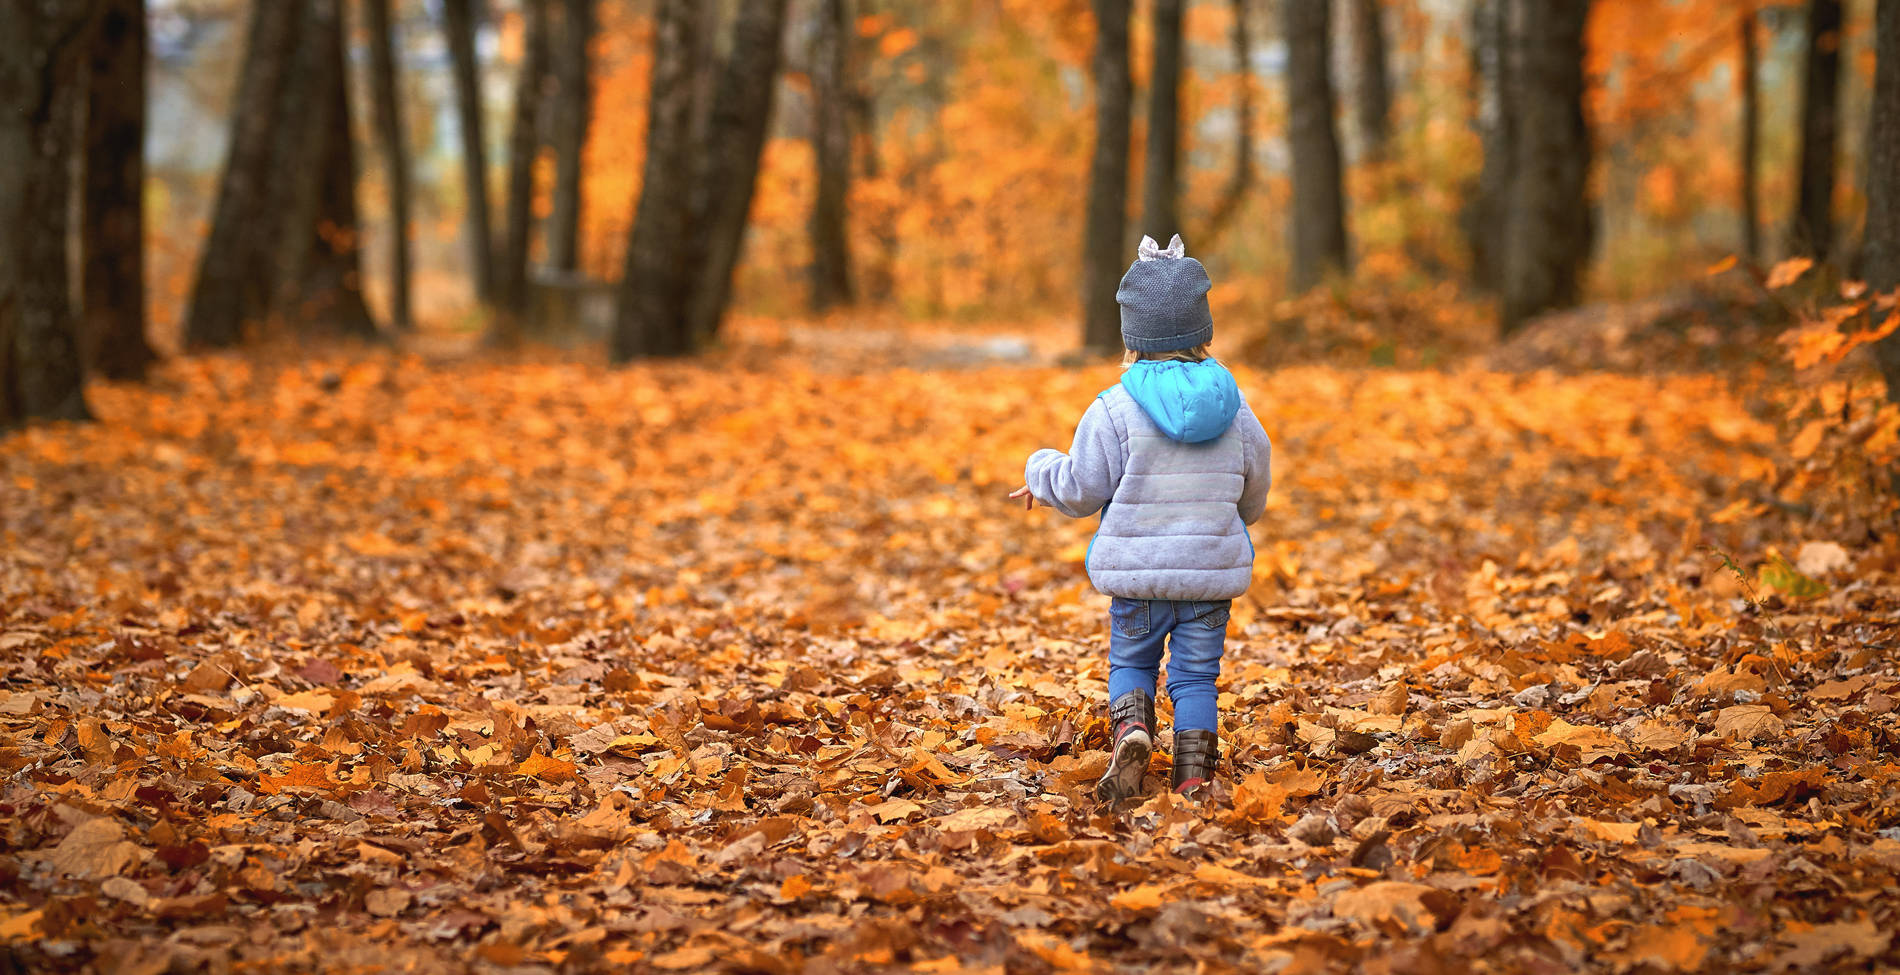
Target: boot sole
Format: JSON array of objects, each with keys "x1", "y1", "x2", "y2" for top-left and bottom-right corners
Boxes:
[{"x1": 1094, "y1": 729, "x2": 1152, "y2": 802}]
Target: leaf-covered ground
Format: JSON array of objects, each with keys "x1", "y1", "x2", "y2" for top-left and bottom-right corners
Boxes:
[{"x1": 2, "y1": 332, "x2": 1897, "y2": 973}]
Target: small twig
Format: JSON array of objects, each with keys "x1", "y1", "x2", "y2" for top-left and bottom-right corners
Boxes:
[{"x1": 1706, "y1": 546, "x2": 1792, "y2": 683}]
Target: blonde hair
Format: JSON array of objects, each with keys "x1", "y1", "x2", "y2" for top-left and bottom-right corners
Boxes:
[{"x1": 1122, "y1": 343, "x2": 1213, "y2": 366}]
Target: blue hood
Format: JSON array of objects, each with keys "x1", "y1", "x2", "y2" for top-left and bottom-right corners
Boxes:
[{"x1": 1119, "y1": 359, "x2": 1240, "y2": 443}]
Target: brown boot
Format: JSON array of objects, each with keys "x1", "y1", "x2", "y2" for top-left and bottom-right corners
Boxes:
[
  {"x1": 1094, "y1": 689, "x2": 1156, "y2": 802},
  {"x1": 1171, "y1": 729, "x2": 1218, "y2": 793}
]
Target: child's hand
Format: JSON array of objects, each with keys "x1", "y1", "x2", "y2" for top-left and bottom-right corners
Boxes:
[{"x1": 1008, "y1": 485, "x2": 1035, "y2": 510}]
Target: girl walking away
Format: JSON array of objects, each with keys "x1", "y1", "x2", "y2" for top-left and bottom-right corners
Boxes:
[{"x1": 1010, "y1": 235, "x2": 1272, "y2": 801}]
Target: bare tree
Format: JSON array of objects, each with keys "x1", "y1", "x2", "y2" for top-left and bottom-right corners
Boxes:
[
  {"x1": 82, "y1": 0, "x2": 157, "y2": 379},
  {"x1": 1349, "y1": 0, "x2": 1391, "y2": 159},
  {"x1": 1198, "y1": 0, "x2": 1254, "y2": 248},
  {"x1": 1500, "y1": 0, "x2": 1592, "y2": 332},
  {"x1": 1141, "y1": 0, "x2": 1183, "y2": 240},
  {"x1": 363, "y1": 0, "x2": 414, "y2": 331},
  {"x1": 444, "y1": 0, "x2": 496, "y2": 303},
  {"x1": 1284, "y1": 0, "x2": 1350, "y2": 292},
  {"x1": 185, "y1": 0, "x2": 298, "y2": 348},
  {"x1": 495, "y1": 0, "x2": 551, "y2": 344},
  {"x1": 1740, "y1": 7, "x2": 1761, "y2": 264},
  {"x1": 1790, "y1": 0, "x2": 1843, "y2": 260},
  {"x1": 613, "y1": 0, "x2": 703, "y2": 360},
  {"x1": 1, "y1": 1, "x2": 94, "y2": 426},
  {"x1": 1868, "y1": 0, "x2": 1900, "y2": 399},
  {"x1": 1082, "y1": 0, "x2": 1132, "y2": 352},
  {"x1": 546, "y1": 0, "x2": 594, "y2": 273},
  {"x1": 808, "y1": 0, "x2": 855, "y2": 312},
  {"x1": 1461, "y1": 0, "x2": 1514, "y2": 291}
]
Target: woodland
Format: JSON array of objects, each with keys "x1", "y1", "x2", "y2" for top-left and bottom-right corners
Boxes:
[{"x1": 2, "y1": 0, "x2": 1900, "y2": 972}]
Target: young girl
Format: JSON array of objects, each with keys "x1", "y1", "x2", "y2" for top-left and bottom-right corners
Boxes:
[{"x1": 1011, "y1": 235, "x2": 1272, "y2": 801}]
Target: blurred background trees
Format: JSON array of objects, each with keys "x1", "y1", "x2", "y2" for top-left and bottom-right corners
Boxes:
[{"x1": 3, "y1": 0, "x2": 1900, "y2": 424}]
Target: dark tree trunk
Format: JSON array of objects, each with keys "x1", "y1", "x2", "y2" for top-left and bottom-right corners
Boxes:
[
  {"x1": 808, "y1": 0, "x2": 854, "y2": 312},
  {"x1": 444, "y1": 0, "x2": 496, "y2": 304},
  {"x1": 682, "y1": 0, "x2": 787, "y2": 346},
  {"x1": 282, "y1": 0, "x2": 378, "y2": 338},
  {"x1": 81, "y1": 0, "x2": 156, "y2": 380},
  {"x1": 1790, "y1": 0, "x2": 1842, "y2": 260},
  {"x1": 612, "y1": 0, "x2": 701, "y2": 361},
  {"x1": 0, "y1": 1, "x2": 94, "y2": 427},
  {"x1": 494, "y1": 0, "x2": 550, "y2": 344},
  {"x1": 546, "y1": 0, "x2": 593, "y2": 273},
  {"x1": 1499, "y1": 0, "x2": 1592, "y2": 333},
  {"x1": 1082, "y1": 0, "x2": 1132, "y2": 352},
  {"x1": 363, "y1": 0, "x2": 414, "y2": 331},
  {"x1": 1740, "y1": 8, "x2": 1761, "y2": 265},
  {"x1": 1198, "y1": 0, "x2": 1254, "y2": 248},
  {"x1": 1141, "y1": 0, "x2": 1183, "y2": 241},
  {"x1": 185, "y1": 0, "x2": 298, "y2": 349},
  {"x1": 1350, "y1": 0, "x2": 1391, "y2": 159},
  {"x1": 1283, "y1": 0, "x2": 1350, "y2": 292},
  {"x1": 1462, "y1": 0, "x2": 1514, "y2": 291},
  {"x1": 1868, "y1": 0, "x2": 1900, "y2": 400}
]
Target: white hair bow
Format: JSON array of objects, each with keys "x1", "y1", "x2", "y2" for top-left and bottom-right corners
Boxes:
[{"x1": 1137, "y1": 234, "x2": 1186, "y2": 261}]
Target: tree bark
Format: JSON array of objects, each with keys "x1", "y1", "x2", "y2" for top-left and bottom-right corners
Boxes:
[
  {"x1": 1740, "y1": 8, "x2": 1761, "y2": 265},
  {"x1": 808, "y1": 0, "x2": 854, "y2": 312},
  {"x1": 1082, "y1": 0, "x2": 1132, "y2": 352},
  {"x1": 1868, "y1": 0, "x2": 1900, "y2": 400},
  {"x1": 1790, "y1": 0, "x2": 1842, "y2": 261},
  {"x1": 1141, "y1": 0, "x2": 1183, "y2": 241},
  {"x1": 494, "y1": 0, "x2": 550, "y2": 344},
  {"x1": 184, "y1": 0, "x2": 298, "y2": 349},
  {"x1": 1500, "y1": 0, "x2": 1592, "y2": 333},
  {"x1": 1283, "y1": 0, "x2": 1350, "y2": 292},
  {"x1": 281, "y1": 0, "x2": 378, "y2": 339},
  {"x1": 612, "y1": 0, "x2": 701, "y2": 361},
  {"x1": 1461, "y1": 0, "x2": 1514, "y2": 291},
  {"x1": 546, "y1": 0, "x2": 593, "y2": 273},
  {"x1": 682, "y1": 0, "x2": 787, "y2": 346},
  {"x1": 363, "y1": 0, "x2": 414, "y2": 331},
  {"x1": 444, "y1": 0, "x2": 496, "y2": 304},
  {"x1": 1198, "y1": 0, "x2": 1254, "y2": 248},
  {"x1": 81, "y1": 0, "x2": 156, "y2": 380},
  {"x1": 0, "y1": 1, "x2": 94, "y2": 427},
  {"x1": 1349, "y1": 0, "x2": 1391, "y2": 159}
]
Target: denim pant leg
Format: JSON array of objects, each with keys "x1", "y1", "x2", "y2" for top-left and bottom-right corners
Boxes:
[
  {"x1": 1107, "y1": 598, "x2": 1169, "y2": 704},
  {"x1": 1164, "y1": 600, "x2": 1230, "y2": 732}
]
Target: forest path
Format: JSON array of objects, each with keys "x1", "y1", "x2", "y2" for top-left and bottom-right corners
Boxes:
[{"x1": 0, "y1": 346, "x2": 1893, "y2": 971}]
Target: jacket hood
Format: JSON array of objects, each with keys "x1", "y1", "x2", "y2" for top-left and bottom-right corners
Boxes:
[{"x1": 1119, "y1": 359, "x2": 1240, "y2": 443}]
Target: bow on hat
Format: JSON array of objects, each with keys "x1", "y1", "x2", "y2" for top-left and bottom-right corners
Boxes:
[{"x1": 1137, "y1": 234, "x2": 1187, "y2": 262}]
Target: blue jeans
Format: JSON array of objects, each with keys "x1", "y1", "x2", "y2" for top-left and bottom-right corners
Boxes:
[{"x1": 1106, "y1": 597, "x2": 1230, "y2": 732}]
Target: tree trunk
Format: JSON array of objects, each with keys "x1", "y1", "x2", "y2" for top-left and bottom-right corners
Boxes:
[
  {"x1": 184, "y1": 0, "x2": 298, "y2": 349},
  {"x1": 808, "y1": 0, "x2": 854, "y2": 312},
  {"x1": 1350, "y1": 0, "x2": 1391, "y2": 159},
  {"x1": 1198, "y1": 0, "x2": 1254, "y2": 248},
  {"x1": 682, "y1": 0, "x2": 787, "y2": 346},
  {"x1": 1461, "y1": 0, "x2": 1514, "y2": 291},
  {"x1": 494, "y1": 0, "x2": 550, "y2": 344},
  {"x1": 0, "y1": 1, "x2": 94, "y2": 427},
  {"x1": 1868, "y1": 0, "x2": 1900, "y2": 400},
  {"x1": 1283, "y1": 0, "x2": 1350, "y2": 292},
  {"x1": 1740, "y1": 8, "x2": 1761, "y2": 265},
  {"x1": 612, "y1": 0, "x2": 701, "y2": 361},
  {"x1": 444, "y1": 0, "x2": 496, "y2": 304},
  {"x1": 363, "y1": 0, "x2": 414, "y2": 331},
  {"x1": 1141, "y1": 0, "x2": 1183, "y2": 241},
  {"x1": 545, "y1": 0, "x2": 593, "y2": 273},
  {"x1": 1790, "y1": 0, "x2": 1842, "y2": 261},
  {"x1": 1500, "y1": 0, "x2": 1592, "y2": 333},
  {"x1": 281, "y1": 0, "x2": 378, "y2": 339},
  {"x1": 1082, "y1": 0, "x2": 1132, "y2": 352},
  {"x1": 81, "y1": 0, "x2": 156, "y2": 380}
]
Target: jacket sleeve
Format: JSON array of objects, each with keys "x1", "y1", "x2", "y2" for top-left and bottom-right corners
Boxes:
[
  {"x1": 1024, "y1": 397, "x2": 1123, "y2": 518},
  {"x1": 1236, "y1": 401, "x2": 1273, "y2": 526}
]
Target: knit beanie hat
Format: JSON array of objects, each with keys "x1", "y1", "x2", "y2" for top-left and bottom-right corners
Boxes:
[{"x1": 1116, "y1": 234, "x2": 1213, "y2": 353}]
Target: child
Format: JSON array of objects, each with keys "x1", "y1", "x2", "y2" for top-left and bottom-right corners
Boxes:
[{"x1": 1010, "y1": 234, "x2": 1271, "y2": 801}]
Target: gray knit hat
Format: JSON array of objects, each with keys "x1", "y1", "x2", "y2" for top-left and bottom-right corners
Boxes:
[{"x1": 1116, "y1": 234, "x2": 1213, "y2": 353}]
